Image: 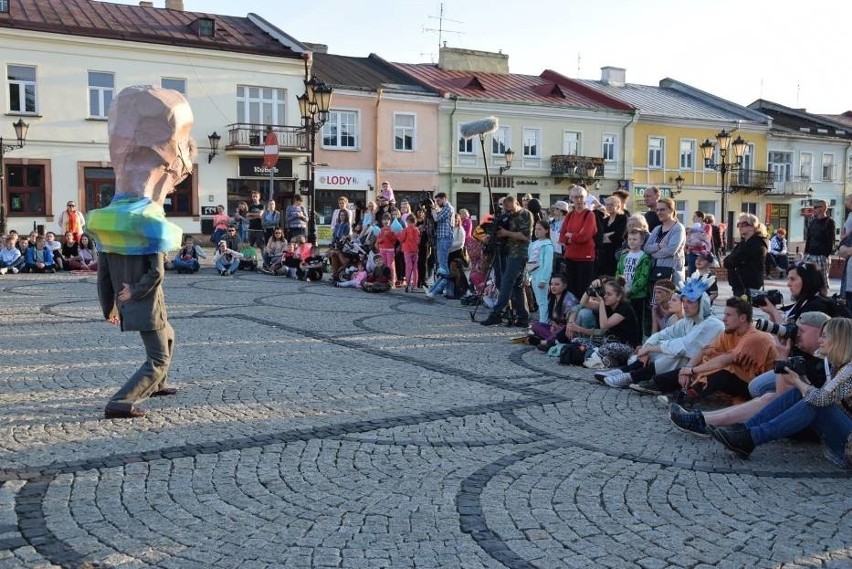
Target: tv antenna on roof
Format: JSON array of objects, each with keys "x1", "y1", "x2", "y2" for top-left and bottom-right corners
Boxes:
[{"x1": 423, "y1": 2, "x2": 464, "y2": 53}]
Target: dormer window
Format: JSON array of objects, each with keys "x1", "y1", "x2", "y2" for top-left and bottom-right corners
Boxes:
[{"x1": 197, "y1": 17, "x2": 215, "y2": 37}]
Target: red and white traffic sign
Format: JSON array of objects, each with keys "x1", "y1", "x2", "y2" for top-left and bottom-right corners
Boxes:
[{"x1": 262, "y1": 131, "x2": 279, "y2": 169}]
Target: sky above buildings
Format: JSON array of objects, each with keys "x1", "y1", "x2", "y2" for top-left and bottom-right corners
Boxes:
[{"x1": 112, "y1": 0, "x2": 852, "y2": 114}]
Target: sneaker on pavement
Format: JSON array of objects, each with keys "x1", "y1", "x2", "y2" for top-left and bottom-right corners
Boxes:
[
  {"x1": 480, "y1": 313, "x2": 503, "y2": 326},
  {"x1": 669, "y1": 403, "x2": 709, "y2": 437},
  {"x1": 629, "y1": 379, "x2": 663, "y2": 395},
  {"x1": 10, "y1": 267, "x2": 18, "y2": 274},
  {"x1": 708, "y1": 423, "x2": 754, "y2": 458},
  {"x1": 593, "y1": 369, "x2": 620, "y2": 382},
  {"x1": 603, "y1": 372, "x2": 632, "y2": 388},
  {"x1": 0, "y1": 268, "x2": 6, "y2": 275}
]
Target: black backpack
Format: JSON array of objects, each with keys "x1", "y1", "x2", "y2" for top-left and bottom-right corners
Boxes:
[{"x1": 558, "y1": 342, "x2": 587, "y2": 366}]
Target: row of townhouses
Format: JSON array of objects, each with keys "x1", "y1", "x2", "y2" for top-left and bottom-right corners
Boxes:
[{"x1": 1, "y1": 0, "x2": 849, "y2": 248}]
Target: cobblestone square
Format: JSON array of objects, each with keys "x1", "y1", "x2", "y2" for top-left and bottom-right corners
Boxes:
[{"x1": 0, "y1": 271, "x2": 849, "y2": 568}]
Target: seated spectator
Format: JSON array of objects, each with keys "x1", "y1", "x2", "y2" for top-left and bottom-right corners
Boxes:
[
  {"x1": 330, "y1": 209, "x2": 351, "y2": 249},
  {"x1": 693, "y1": 252, "x2": 719, "y2": 304},
  {"x1": 214, "y1": 240, "x2": 242, "y2": 275},
  {"x1": 651, "y1": 280, "x2": 680, "y2": 334},
  {"x1": 362, "y1": 255, "x2": 392, "y2": 293},
  {"x1": 0, "y1": 235, "x2": 24, "y2": 274},
  {"x1": 61, "y1": 232, "x2": 78, "y2": 270},
  {"x1": 670, "y1": 311, "x2": 831, "y2": 436},
  {"x1": 67, "y1": 233, "x2": 98, "y2": 272},
  {"x1": 17, "y1": 236, "x2": 31, "y2": 258},
  {"x1": 667, "y1": 298, "x2": 777, "y2": 405},
  {"x1": 758, "y1": 261, "x2": 839, "y2": 324},
  {"x1": 706, "y1": 317, "x2": 852, "y2": 467},
  {"x1": 23, "y1": 235, "x2": 56, "y2": 273},
  {"x1": 528, "y1": 273, "x2": 580, "y2": 351},
  {"x1": 335, "y1": 261, "x2": 368, "y2": 289},
  {"x1": 44, "y1": 232, "x2": 64, "y2": 271},
  {"x1": 172, "y1": 235, "x2": 206, "y2": 273},
  {"x1": 565, "y1": 277, "x2": 641, "y2": 368},
  {"x1": 767, "y1": 228, "x2": 788, "y2": 278},
  {"x1": 262, "y1": 228, "x2": 288, "y2": 271}
]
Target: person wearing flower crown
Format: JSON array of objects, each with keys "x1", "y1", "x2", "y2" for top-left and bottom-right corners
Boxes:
[
  {"x1": 596, "y1": 270, "x2": 724, "y2": 390},
  {"x1": 88, "y1": 85, "x2": 195, "y2": 419}
]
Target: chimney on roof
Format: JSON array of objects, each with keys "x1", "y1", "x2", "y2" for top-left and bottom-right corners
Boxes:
[
  {"x1": 165, "y1": 0, "x2": 184, "y2": 10},
  {"x1": 139, "y1": 1, "x2": 153, "y2": 6},
  {"x1": 438, "y1": 47, "x2": 508, "y2": 74},
  {"x1": 601, "y1": 66, "x2": 626, "y2": 87}
]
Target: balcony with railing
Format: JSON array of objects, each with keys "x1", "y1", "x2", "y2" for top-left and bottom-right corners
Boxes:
[
  {"x1": 550, "y1": 155, "x2": 605, "y2": 180},
  {"x1": 225, "y1": 123, "x2": 308, "y2": 152},
  {"x1": 729, "y1": 169, "x2": 776, "y2": 194},
  {"x1": 767, "y1": 175, "x2": 811, "y2": 196}
]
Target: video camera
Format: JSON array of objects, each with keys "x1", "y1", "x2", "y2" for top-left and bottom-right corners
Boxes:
[
  {"x1": 754, "y1": 318, "x2": 798, "y2": 341},
  {"x1": 749, "y1": 288, "x2": 783, "y2": 308}
]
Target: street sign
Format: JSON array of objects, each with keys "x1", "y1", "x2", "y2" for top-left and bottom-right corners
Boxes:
[{"x1": 262, "y1": 131, "x2": 279, "y2": 169}]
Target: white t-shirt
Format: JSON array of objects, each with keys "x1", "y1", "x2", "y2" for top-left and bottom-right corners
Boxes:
[{"x1": 622, "y1": 251, "x2": 644, "y2": 289}]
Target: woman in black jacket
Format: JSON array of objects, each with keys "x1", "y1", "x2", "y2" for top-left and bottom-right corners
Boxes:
[
  {"x1": 759, "y1": 261, "x2": 839, "y2": 323},
  {"x1": 723, "y1": 213, "x2": 768, "y2": 297}
]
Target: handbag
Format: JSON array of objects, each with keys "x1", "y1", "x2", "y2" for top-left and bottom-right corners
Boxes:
[
  {"x1": 649, "y1": 265, "x2": 674, "y2": 283},
  {"x1": 558, "y1": 342, "x2": 587, "y2": 366}
]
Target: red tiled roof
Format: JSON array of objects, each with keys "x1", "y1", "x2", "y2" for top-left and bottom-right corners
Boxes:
[
  {"x1": 0, "y1": 0, "x2": 304, "y2": 58},
  {"x1": 392, "y1": 62, "x2": 634, "y2": 111}
]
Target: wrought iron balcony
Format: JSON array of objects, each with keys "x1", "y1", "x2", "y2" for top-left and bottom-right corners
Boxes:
[
  {"x1": 766, "y1": 175, "x2": 811, "y2": 196},
  {"x1": 225, "y1": 123, "x2": 308, "y2": 152},
  {"x1": 729, "y1": 169, "x2": 776, "y2": 194},
  {"x1": 551, "y1": 155, "x2": 605, "y2": 179}
]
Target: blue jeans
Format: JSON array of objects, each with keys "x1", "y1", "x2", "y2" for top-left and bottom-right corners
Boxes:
[
  {"x1": 747, "y1": 388, "x2": 852, "y2": 461},
  {"x1": 215, "y1": 258, "x2": 240, "y2": 274},
  {"x1": 489, "y1": 256, "x2": 528, "y2": 321},
  {"x1": 428, "y1": 273, "x2": 450, "y2": 297},
  {"x1": 172, "y1": 258, "x2": 199, "y2": 272},
  {"x1": 436, "y1": 236, "x2": 453, "y2": 276},
  {"x1": 748, "y1": 370, "x2": 776, "y2": 398}
]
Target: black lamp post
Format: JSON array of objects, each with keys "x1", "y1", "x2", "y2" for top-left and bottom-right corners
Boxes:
[
  {"x1": 699, "y1": 129, "x2": 747, "y2": 251},
  {"x1": 207, "y1": 131, "x2": 221, "y2": 163},
  {"x1": 0, "y1": 118, "x2": 30, "y2": 234},
  {"x1": 297, "y1": 74, "x2": 333, "y2": 245},
  {"x1": 499, "y1": 148, "x2": 515, "y2": 175},
  {"x1": 672, "y1": 174, "x2": 685, "y2": 196}
]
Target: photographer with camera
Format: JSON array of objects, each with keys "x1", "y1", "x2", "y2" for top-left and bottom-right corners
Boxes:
[
  {"x1": 722, "y1": 213, "x2": 769, "y2": 298},
  {"x1": 480, "y1": 196, "x2": 533, "y2": 327},
  {"x1": 670, "y1": 311, "x2": 831, "y2": 436},
  {"x1": 707, "y1": 317, "x2": 852, "y2": 466},
  {"x1": 428, "y1": 193, "x2": 454, "y2": 290},
  {"x1": 755, "y1": 261, "x2": 838, "y2": 334}
]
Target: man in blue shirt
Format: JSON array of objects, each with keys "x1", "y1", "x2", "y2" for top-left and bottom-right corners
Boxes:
[{"x1": 429, "y1": 192, "x2": 454, "y2": 288}]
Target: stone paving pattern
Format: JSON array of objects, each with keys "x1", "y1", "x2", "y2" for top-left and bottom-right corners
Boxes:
[{"x1": 0, "y1": 268, "x2": 850, "y2": 568}]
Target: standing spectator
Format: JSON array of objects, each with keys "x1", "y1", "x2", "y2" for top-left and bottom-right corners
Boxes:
[
  {"x1": 58, "y1": 200, "x2": 86, "y2": 243},
  {"x1": 429, "y1": 192, "x2": 454, "y2": 285},
  {"x1": 416, "y1": 207, "x2": 435, "y2": 289},
  {"x1": 526, "y1": 198, "x2": 545, "y2": 224},
  {"x1": 375, "y1": 214, "x2": 398, "y2": 285},
  {"x1": 768, "y1": 228, "x2": 788, "y2": 278},
  {"x1": 399, "y1": 214, "x2": 420, "y2": 293},
  {"x1": 210, "y1": 204, "x2": 230, "y2": 245},
  {"x1": 842, "y1": 193, "x2": 852, "y2": 240},
  {"x1": 233, "y1": 201, "x2": 249, "y2": 243},
  {"x1": 245, "y1": 191, "x2": 266, "y2": 251},
  {"x1": 644, "y1": 197, "x2": 686, "y2": 285},
  {"x1": 480, "y1": 196, "x2": 533, "y2": 327},
  {"x1": 559, "y1": 185, "x2": 598, "y2": 300},
  {"x1": 617, "y1": 229, "x2": 652, "y2": 330},
  {"x1": 612, "y1": 189, "x2": 632, "y2": 217},
  {"x1": 723, "y1": 213, "x2": 769, "y2": 298},
  {"x1": 804, "y1": 199, "x2": 836, "y2": 294},
  {"x1": 458, "y1": 208, "x2": 473, "y2": 242},
  {"x1": 705, "y1": 214, "x2": 723, "y2": 256},
  {"x1": 527, "y1": 219, "x2": 554, "y2": 324},
  {"x1": 643, "y1": 186, "x2": 661, "y2": 233},
  {"x1": 261, "y1": 199, "x2": 280, "y2": 244},
  {"x1": 285, "y1": 195, "x2": 308, "y2": 241},
  {"x1": 598, "y1": 195, "x2": 627, "y2": 278},
  {"x1": 549, "y1": 200, "x2": 569, "y2": 274}
]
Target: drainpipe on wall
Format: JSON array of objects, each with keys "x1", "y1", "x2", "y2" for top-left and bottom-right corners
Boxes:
[
  {"x1": 448, "y1": 95, "x2": 458, "y2": 202},
  {"x1": 622, "y1": 110, "x2": 640, "y2": 202},
  {"x1": 374, "y1": 88, "x2": 383, "y2": 202}
]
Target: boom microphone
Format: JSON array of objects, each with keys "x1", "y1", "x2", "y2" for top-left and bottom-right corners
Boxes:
[{"x1": 460, "y1": 116, "x2": 499, "y2": 139}]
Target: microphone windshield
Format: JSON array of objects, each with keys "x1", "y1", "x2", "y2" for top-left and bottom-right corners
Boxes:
[{"x1": 460, "y1": 116, "x2": 498, "y2": 139}]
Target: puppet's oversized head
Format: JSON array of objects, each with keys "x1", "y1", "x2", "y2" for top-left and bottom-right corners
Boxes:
[{"x1": 108, "y1": 85, "x2": 195, "y2": 205}]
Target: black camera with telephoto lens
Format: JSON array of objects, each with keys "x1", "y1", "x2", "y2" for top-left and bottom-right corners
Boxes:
[
  {"x1": 774, "y1": 355, "x2": 807, "y2": 375},
  {"x1": 754, "y1": 318, "x2": 798, "y2": 341},
  {"x1": 749, "y1": 288, "x2": 783, "y2": 308},
  {"x1": 586, "y1": 285, "x2": 606, "y2": 298}
]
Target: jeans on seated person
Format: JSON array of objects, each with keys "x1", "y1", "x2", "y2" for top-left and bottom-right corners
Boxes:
[
  {"x1": 172, "y1": 258, "x2": 199, "y2": 272},
  {"x1": 748, "y1": 370, "x2": 777, "y2": 398},
  {"x1": 215, "y1": 257, "x2": 240, "y2": 274},
  {"x1": 428, "y1": 271, "x2": 451, "y2": 297},
  {"x1": 575, "y1": 307, "x2": 598, "y2": 329}
]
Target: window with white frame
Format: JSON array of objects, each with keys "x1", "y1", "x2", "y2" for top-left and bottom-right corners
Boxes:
[
  {"x1": 161, "y1": 77, "x2": 186, "y2": 94},
  {"x1": 0, "y1": 1, "x2": 8, "y2": 13},
  {"x1": 741, "y1": 202, "x2": 758, "y2": 215},
  {"x1": 648, "y1": 137, "x2": 664, "y2": 168},
  {"x1": 321, "y1": 110, "x2": 358, "y2": 149},
  {"x1": 458, "y1": 125, "x2": 474, "y2": 154},
  {"x1": 562, "y1": 131, "x2": 581, "y2": 155},
  {"x1": 822, "y1": 153, "x2": 834, "y2": 181},
  {"x1": 799, "y1": 152, "x2": 812, "y2": 180},
  {"x1": 602, "y1": 134, "x2": 617, "y2": 162},
  {"x1": 393, "y1": 113, "x2": 415, "y2": 151},
  {"x1": 88, "y1": 71, "x2": 114, "y2": 118},
  {"x1": 768, "y1": 151, "x2": 792, "y2": 183},
  {"x1": 679, "y1": 139, "x2": 695, "y2": 169},
  {"x1": 522, "y1": 128, "x2": 541, "y2": 158},
  {"x1": 697, "y1": 200, "x2": 716, "y2": 217},
  {"x1": 674, "y1": 200, "x2": 687, "y2": 224},
  {"x1": 236, "y1": 85, "x2": 286, "y2": 125},
  {"x1": 8, "y1": 65, "x2": 36, "y2": 114},
  {"x1": 492, "y1": 126, "x2": 510, "y2": 156}
]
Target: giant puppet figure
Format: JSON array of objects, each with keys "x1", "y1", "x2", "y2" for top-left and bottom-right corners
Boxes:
[{"x1": 88, "y1": 85, "x2": 194, "y2": 419}]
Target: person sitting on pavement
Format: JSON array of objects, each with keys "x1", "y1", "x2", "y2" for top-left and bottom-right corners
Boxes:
[
  {"x1": 0, "y1": 235, "x2": 24, "y2": 274},
  {"x1": 262, "y1": 228, "x2": 288, "y2": 271},
  {"x1": 596, "y1": 272, "x2": 724, "y2": 389},
  {"x1": 528, "y1": 273, "x2": 579, "y2": 351},
  {"x1": 214, "y1": 240, "x2": 241, "y2": 276},
  {"x1": 670, "y1": 311, "x2": 831, "y2": 437},
  {"x1": 23, "y1": 235, "x2": 57, "y2": 273},
  {"x1": 362, "y1": 254, "x2": 392, "y2": 293},
  {"x1": 44, "y1": 231, "x2": 64, "y2": 271},
  {"x1": 693, "y1": 252, "x2": 719, "y2": 304},
  {"x1": 668, "y1": 297, "x2": 777, "y2": 406},
  {"x1": 767, "y1": 227, "x2": 788, "y2": 278},
  {"x1": 61, "y1": 232, "x2": 78, "y2": 270},
  {"x1": 172, "y1": 235, "x2": 206, "y2": 274},
  {"x1": 67, "y1": 233, "x2": 99, "y2": 272},
  {"x1": 707, "y1": 317, "x2": 852, "y2": 467},
  {"x1": 757, "y1": 261, "x2": 839, "y2": 326}
]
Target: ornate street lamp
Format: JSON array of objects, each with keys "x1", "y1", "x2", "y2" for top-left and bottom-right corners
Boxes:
[
  {"x1": 0, "y1": 118, "x2": 30, "y2": 234},
  {"x1": 299, "y1": 74, "x2": 333, "y2": 245},
  {"x1": 499, "y1": 148, "x2": 515, "y2": 175},
  {"x1": 700, "y1": 128, "x2": 748, "y2": 251},
  {"x1": 207, "y1": 131, "x2": 221, "y2": 163}
]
